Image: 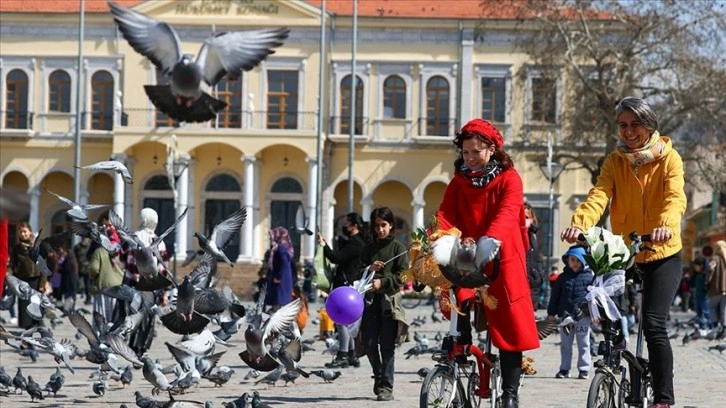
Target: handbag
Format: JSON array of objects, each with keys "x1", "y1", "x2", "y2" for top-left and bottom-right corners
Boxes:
[{"x1": 312, "y1": 244, "x2": 332, "y2": 292}]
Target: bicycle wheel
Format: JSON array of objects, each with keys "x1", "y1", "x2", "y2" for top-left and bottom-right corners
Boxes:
[
  {"x1": 586, "y1": 371, "x2": 616, "y2": 408},
  {"x1": 420, "y1": 366, "x2": 468, "y2": 408},
  {"x1": 618, "y1": 379, "x2": 630, "y2": 408},
  {"x1": 641, "y1": 378, "x2": 654, "y2": 408}
]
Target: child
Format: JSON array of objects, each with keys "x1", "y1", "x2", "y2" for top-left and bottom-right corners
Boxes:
[
  {"x1": 691, "y1": 257, "x2": 710, "y2": 330},
  {"x1": 547, "y1": 245, "x2": 594, "y2": 380}
]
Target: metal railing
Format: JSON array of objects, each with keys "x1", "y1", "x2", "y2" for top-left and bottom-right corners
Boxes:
[{"x1": 121, "y1": 108, "x2": 318, "y2": 131}]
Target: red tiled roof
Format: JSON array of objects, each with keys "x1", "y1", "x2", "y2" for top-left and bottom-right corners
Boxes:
[
  {"x1": 0, "y1": 0, "x2": 142, "y2": 13},
  {"x1": 0, "y1": 0, "x2": 517, "y2": 19}
]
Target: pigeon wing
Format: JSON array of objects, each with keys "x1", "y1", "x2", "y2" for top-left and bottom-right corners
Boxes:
[
  {"x1": 165, "y1": 342, "x2": 195, "y2": 372},
  {"x1": 150, "y1": 207, "x2": 188, "y2": 248},
  {"x1": 180, "y1": 329, "x2": 215, "y2": 355},
  {"x1": 261, "y1": 298, "x2": 302, "y2": 343},
  {"x1": 209, "y1": 208, "x2": 247, "y2": 250},
  {"x1": 67, "y1": 312, "x2": 100, "y2": 347},
  {"x1": 535, "y1": 319, "x2": 561, "y2": 340},
  {"x1": 108, "y1": 2, "x2": 182, "y2": 75},
  {"x1": 44, "y1": 188, "x2": 75, "y2": 208},
  {"x1": 108, "y1": 334, "x2": 144, "y2": 366},
  {"x1": 197, "y1": 28, "x2": 290, "y2": 86}
]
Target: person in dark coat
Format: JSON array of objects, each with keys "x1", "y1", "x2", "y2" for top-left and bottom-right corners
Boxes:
[
  {"x1": 318, "y1": 212, "x2": 369, "y2": 368},
  {"x1": 9, "y1": 223, "x2": 48, "y2": 329},
  {"x1": 524, "y1": 203, "x2": 546, "y2": 310},
  {"x1": 264, "y1": 227, "x2": 294, "y2": 311},
  {"x1": 58, "y1": 245, "x2": 79, "y2": 307}
]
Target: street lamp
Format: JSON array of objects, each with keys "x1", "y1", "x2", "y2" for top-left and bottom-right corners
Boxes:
[
  {"x1": 538, "y1": 142, "x2": 564, "y2": 285},
  {"x1": 164, "y1": 135, "x2": 189, "y2": 279}
]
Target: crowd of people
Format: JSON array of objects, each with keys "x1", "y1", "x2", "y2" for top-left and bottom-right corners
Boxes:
[{"x1": 2, "y1": 97, "x2": 725, "y2": 408}]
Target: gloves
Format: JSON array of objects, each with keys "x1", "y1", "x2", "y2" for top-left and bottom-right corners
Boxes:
[{"x1": 475, "y1": 236, "x2": 501, "y2": 270}]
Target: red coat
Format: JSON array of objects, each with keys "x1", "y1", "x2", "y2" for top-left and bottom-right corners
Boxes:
[{"x1": 436, "y1": 168, "x2": 539, "y2": 352}]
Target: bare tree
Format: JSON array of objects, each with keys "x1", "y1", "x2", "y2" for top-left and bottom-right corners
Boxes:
[{"x1": 478, "y1": 0, "x2": 726, "y2": 188}]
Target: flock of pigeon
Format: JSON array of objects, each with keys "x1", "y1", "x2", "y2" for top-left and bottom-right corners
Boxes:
[{"x1": 0, "y1": 155, "x2": 350, "y2": 407}]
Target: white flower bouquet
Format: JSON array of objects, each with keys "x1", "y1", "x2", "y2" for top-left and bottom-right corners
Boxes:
[{"x1": 581, "y1": 227, "x2": 637, "y2": 322}]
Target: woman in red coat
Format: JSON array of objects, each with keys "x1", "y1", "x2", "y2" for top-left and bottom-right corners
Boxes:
[{"x1": 436, "y1": 119, "x2": 539, "y2": 408}]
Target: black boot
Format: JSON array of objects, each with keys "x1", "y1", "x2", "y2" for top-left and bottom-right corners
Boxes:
[
  {"x1": 325, "y1": 352, "x2": 349, "y2": 368},
  {"x1": 500, "y1": 350, "x2": 522, "y2": 408},
  {"x1": 348, "y1": 350, "x2": 360, "y2": 368}
]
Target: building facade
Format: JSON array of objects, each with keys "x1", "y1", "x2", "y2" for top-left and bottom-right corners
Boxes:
[{"x1": 1, "y1": 0, "x2": 601, "y2": 273}]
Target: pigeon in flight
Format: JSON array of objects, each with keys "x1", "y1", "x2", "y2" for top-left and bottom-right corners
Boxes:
[
  {"x1": 78, "y1": 160, "x2": 133, "y2": 184},
  {"x1": 193, "y1": 208, "x2": 247, "y2": 267},
  {"x1": 108, "y1": 1, "x2": 289, "y2": 123},
  {"x1": 240, "y1": 298, "x2": 302, "y2": 372},
  {"x1": 160, "y1": 276, "x2": 210, "y2": 335},
  {"x1": 291, "y1": 203, "x2": 313, "y2": 236},
  {"x1": 44, "y1": 188, "x2": 109, "y2": 221}
]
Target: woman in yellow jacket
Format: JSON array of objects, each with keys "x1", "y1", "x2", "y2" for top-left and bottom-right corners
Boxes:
[{"x1": 561, "y1": 97, "x2": 686, "y2": 408}]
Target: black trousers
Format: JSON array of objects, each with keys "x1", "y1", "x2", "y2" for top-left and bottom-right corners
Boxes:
[
  {"x1": 639, "y1": 252, "x2": 681, "y2": 405},
  {"x1": 362, "y1": 293, "x2": 397, "y2": 390}
]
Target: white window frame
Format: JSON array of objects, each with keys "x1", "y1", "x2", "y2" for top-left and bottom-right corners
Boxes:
[
  {"x1": 331, "y1": 61, "x2": 371, "y2": 136},
  {"x1": 524, "y1": 66, "x2": 563, "y2": 126},
  {"x1": 85, "y1": 57, "x2": 122, "y2": 131},
  {"x1": 377, "y1": 64, "x2": 413, "y2": 120},
  {"x1": 259, "y1": 57, "x2": 306, "y2": 130},
  {"x1": 418, "y1": 62, "x2": 457, "y2": 137},
  {"x1": 0, "y1": 56, "x2": 35, "y2": 131}
]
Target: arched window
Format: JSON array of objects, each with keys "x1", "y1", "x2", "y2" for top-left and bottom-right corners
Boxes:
[
  {"x1": 269, "y1": 177, "x2": 304, "y2": 260},
  {"x1": 5, "y1": 69, "x2": 29, "y2": 129},
  {"x1": 49, "y1": 70, "x2": 71, "y2": 112},
  {"x1": 91, "y1": 70, "x2": 114, "y2": 130},
  {"x1": 142, "y1": 175, "x2": 175, "y2": 251},
  {"x1": 215, "y1": 74, "x2": 242, "y2": 128},
  {"x1": 426, "y1": 76, "x2": 450, "y2": 136},
  {"x1": 204, "y1": 173, "x2": 242, "y2": 262},
  {"x1": 383, "y1": 75, "x2": 406, "y2": 119},
  {"x1": 340, "y1": 74, "x2": 364, "y2": 135}
]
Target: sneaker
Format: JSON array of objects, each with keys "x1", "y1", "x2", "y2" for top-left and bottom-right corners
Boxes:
[
  {"x1": 578, "y1": 371, "x2": 589, "y2": 379},
  {"x1": 372, "y1": 376, "x2": 381, "y2": 395},
  {"x1": 555, "y1": 370, "x2": 569, "y2": 378},
  {"x1": 376, "y1": 388, "x2": 394, "y2": 401},
  {"x1": 10, "y1": 318, "x2": 18, "y2": 326},
  {"x1": 652, "y1": 404, "x2": 671, "y2": 408}
]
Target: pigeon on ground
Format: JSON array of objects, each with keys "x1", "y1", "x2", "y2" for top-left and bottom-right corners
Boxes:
[
  {"x1": 92, "y1": 375, "x2": 108, "y2": 396},
  {"x1": 25, "y1": 375, "x2": 44, "y2": 401},
  {"x1": 280, "y1": 371, "x2": 299, "y2": 386},
  {"x1": 243, "y1": 369, "x2": 260, "y2": 381},
  {"x1": 78, "y1": 160, "x2": 133, "y2": 184},
  {"x1": 708, "y1": 343, "x2": 726, "y2": 354},
  {"x1": 204, "y1": 368, "x2": 235, "y2": 387},
  {"x1": 310, "y1": 369, "x2": 342, "y2": 383},
  {"x1": 44, "y1": 188, "x2": 109, "y2": 221},
  {"x1": 269, "y1": 338, "x2": 309, "y2": 378},
  {"x1": 417, "y1": 367, "x2": 431, "y2": 379},
  {"x1": 253, "y1": 367, "x2": 283, "y2": 388},
  {"x1": 250, "y1": 391, "x2": 273, "y2": 408},
  {"x1": 13, "y1": 367, "x2": 27, "y2": 394},
  {"x1": 222, "y1": 392, "x2": 250, "y2": 408},
  {"x1": 142, "y1": 357, "x2": 177, "y2": 396},
  {"x1": 108, "y1": 1, "x2": 289, "y2": 123},
  {"x1": 0, "y1": 367, "x2": 13, "y2": 390},
  {"x1": 193, "y1": 208, "x2": 247, "y2": 267}
]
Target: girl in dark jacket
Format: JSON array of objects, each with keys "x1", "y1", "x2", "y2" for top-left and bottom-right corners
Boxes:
[
  {"x1": 318, "y1": 212, "x2": 369, "y2": 368},
  {"x1": 360, "y1": 207, "x2": 409, "y2": 401},
  {"x1": 524, "y1": 203, "x2": 545, "y2": 310}
]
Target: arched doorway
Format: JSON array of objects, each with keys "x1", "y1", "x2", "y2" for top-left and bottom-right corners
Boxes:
[
  {"x1": 203, "y1": 173, "x2": 242, "y2": 262},
  {"x1": 141, "y1": 175, "x2": 175, "y2": 252},
  {"x1": 269, "y1": 177, "x2": 304, "y2": 261}
]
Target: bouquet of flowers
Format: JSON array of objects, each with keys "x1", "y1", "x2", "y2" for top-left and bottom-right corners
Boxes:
[
  {"x1": 581, "y1": 226, "x2": 636, "y2": 322},
  {"x1": 580, "y1": 226, "x2": 636, "y2": 276}
]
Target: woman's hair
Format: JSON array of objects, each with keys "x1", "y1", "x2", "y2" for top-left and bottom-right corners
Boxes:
[
  {"x1": 345, "y1": 212, "x2": 372, "y2": 243},
  {"x1": 452, "y1": 130, "x2": 514, "y2": 171},
  {"x1": 16, "y1": 222, "x2": 32, "y2": 235},
  {"x1": 524, "y1": 202, "x2": 538, "y2": 226},
  {"x1": 615, "y1": 96, "x2": 658, "y2": 132},
  {"x1": 369, "y1": 207, "x2": 396, "y2": 238},
  {"x1": 693, "y1": 256, "x2": 709, "y2": 270}
]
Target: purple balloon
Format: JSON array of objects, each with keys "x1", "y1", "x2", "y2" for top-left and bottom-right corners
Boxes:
[{"x1": 325, "y1": 286, "x2": 364, "y2": 325}]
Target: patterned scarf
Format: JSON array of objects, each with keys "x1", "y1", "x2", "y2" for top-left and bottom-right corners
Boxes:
[
  {"x1": 459, "y1": 159, "x2": 503, "y2": 188},
  {"x1": 616, "y1": 131, "x2": 665, "y2": 167}
]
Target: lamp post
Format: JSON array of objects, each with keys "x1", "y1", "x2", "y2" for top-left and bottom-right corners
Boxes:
[
  {"x1": 165, "y1": 135, "x2": 189, "y2": 279},
  {"x1": 538, "y1": 139, "x2": 564, "y2": 289}
]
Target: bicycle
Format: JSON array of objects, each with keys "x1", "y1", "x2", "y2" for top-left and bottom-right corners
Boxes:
[
  {"x1": 585, "y1": 232, "x2": 655, "y2": 408},
  {"x1": 419, "y1": 256, "x2": 513, "y2": 408}
]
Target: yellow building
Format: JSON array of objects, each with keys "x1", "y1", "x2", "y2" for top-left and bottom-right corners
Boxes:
[{"x1": 0, "y1": 0, "x2": 598, "y2": 290}]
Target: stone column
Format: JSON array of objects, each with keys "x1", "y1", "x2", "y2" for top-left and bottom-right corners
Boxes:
[
  {"x1": 175, "y1": 153, "x2": 190, "y2": 261},
  {"x1": 412, "y1": 198, "x2": 425, "y2": 230},
  {"x1": 241, "y1": 155, "x2": 256, "y2": 261},
  {"x1": 305, "y1": 157, "x2": 318, "y2": 261},
  {"x1": 28, "y1": 187, "x2": 40, "y2": 233},
  {"x1": 362, "y1": 196, "x2": 374, "y2": 222},
  {"x1": 110, "y1": 153, "x2": 127, "y2": 221},
  {"x1": 123, "y1": 156, "x2": 135, "y2": 223}
]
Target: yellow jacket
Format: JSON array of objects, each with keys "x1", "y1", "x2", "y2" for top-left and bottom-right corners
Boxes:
[{"x1": 571, "y1": 136, "x2": 687, "y2": 263}]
